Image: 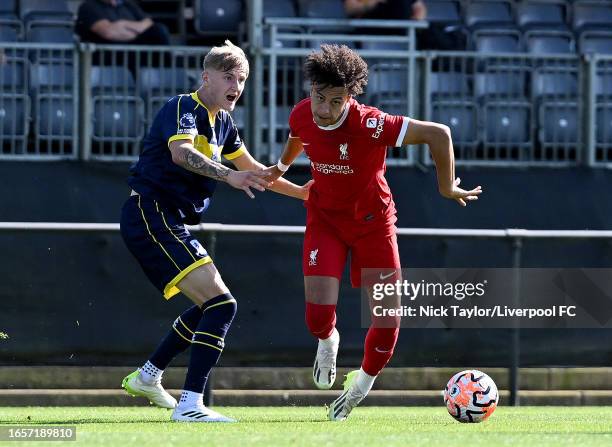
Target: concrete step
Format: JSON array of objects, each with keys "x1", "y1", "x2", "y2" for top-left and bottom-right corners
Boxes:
[
  {"x1": 2, "y1": 389, "x2": 612, "y2": 407},
  {"x1": 2, "y1": 367, "x2": 612, "y2": 391}
]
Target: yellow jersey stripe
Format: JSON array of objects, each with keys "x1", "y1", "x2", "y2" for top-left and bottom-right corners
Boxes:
[
  {"x1": 192, "y1": 340, "x2": 223, "y2": 352},
  {"x1": 194, "y1": 331, "x2": 224, "y2": 341},
  {"x1": 223, "y1": 144, "x2": 246, "y2": 160},
  {"x1": 137, "y1": 196, "x2": 180, "y2": 272},
  {"x1": 172, "y1": 325, "x2": 193, "y2": 344},
  {"x1": 155, "y1": 201, "x2": 197, "y2": 262},
  {"x1": 176, "y1": 95, "x2": 182, "y2": 135},
  {"x1": 168, "y1": 134, "x2": 193, "y2": 146}
]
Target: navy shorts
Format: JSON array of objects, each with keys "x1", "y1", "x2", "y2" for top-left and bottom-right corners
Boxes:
[{"x1": 120, "y1": 194, "x2": 212, "y2": 299}]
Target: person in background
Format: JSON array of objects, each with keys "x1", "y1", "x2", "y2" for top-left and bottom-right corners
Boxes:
[{"x1": 76, "y1": 0, "x2": 170, "y2": 45}]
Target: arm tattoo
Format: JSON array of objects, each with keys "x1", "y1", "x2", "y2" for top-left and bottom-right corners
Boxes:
[{"x1": 179, "y1": 147, "x2": 230, "y2": 181}]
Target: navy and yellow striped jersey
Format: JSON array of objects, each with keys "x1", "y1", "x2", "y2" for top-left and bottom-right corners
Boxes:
[{"x1": 128, "y1": 92, "x2": 246, "y2": 224}]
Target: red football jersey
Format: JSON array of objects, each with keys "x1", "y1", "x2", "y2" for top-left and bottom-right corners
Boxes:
[{"x1": 289, "y1": 97, "x2": 409, "y2": 222}]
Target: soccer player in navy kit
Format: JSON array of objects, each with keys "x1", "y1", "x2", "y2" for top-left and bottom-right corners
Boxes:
[{"x1": 120, "y1": 41, "x2": 311, "y2": 422}]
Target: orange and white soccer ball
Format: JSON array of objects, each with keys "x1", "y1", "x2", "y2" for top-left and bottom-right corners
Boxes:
[{"x1": 444, "y1": 369, "x2": 498, "y2": 423}]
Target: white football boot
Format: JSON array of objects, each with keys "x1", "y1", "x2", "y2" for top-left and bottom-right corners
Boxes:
[
  {"x1": 171, "y1": 405, "x2": 236, "y2": 423},
  {"x1": 122, "y1": 370, "x2": 177, "y2": 409},
  {"x1": 328, "y1": 370, "x2": 369, "y2": 421},
  {"x1": 313, "y1": 328, "x2": 340, "y2": 390}
]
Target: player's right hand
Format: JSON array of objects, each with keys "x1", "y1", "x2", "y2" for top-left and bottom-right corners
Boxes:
[{"x1": 227, "y1": 169, "x2": 271, "y2": 199}]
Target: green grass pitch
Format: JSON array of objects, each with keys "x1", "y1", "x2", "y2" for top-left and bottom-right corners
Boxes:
[{"x1": 1, "y1": 407, "x2": 611, "y2": 446}]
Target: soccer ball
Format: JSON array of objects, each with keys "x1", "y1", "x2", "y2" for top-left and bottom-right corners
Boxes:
[{"x1": 444, "y1": 369, "x2": 498, "y2": 423}]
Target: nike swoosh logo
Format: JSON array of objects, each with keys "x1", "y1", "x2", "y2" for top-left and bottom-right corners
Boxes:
[
  {"x1": 374, "y1": 347, "x2": 392, "y2": 353},
  {"x1": 379, "y1": 271, "x2": 396, "y2": 280}
]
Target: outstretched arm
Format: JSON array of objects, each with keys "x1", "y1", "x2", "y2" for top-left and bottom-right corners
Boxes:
[
  {"x1": 230, "y1": 149, "x2": 313, "y2": 200},
  {"x1": 169, "y1": 139, "x2": 270, "y2": 199},
  {"x1": 402, "y1": 119, "x2": 482, "y2": 206},
  {"x1": 264, "y1": 135, "x2": 305, "y2": 183}
]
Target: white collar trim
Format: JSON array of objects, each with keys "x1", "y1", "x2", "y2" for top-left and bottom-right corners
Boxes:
[{"x1": 314, "y1": 103, "x2": 350, "y2": 131}]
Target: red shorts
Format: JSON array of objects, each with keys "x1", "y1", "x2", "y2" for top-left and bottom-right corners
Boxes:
[{"x1": 303, "y1": 205, "x2": 401, "y2": 288}]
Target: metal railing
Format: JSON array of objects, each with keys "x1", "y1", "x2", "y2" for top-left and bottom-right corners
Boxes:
[
  {"x1": 0, "y1": 42, "x2": 78, "y2": 160},
  {"x1": 2, "y1": 221, "x2": 611, "y2": 405},
  {"x1": 0, "y1": 25, "x2": 611, "y2": 167}
]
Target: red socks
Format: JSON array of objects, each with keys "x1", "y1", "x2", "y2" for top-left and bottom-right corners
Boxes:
[
  {"x1": 361, "y1": 327, "x2": 399, "y2": 376},
  {"x1": 305, "y1": 302, "x2": 336, "y2": 339}
]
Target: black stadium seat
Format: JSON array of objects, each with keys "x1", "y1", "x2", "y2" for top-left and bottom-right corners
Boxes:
[
  {"x1": 0, "y1": 20, "x2": 21, "y2": 42},
  {"x1": 516, "y1": 0, "x2": 567, "y2": 30},
  {"x1": 19, "y1": 0, "x2": 72, "y2": 23},
  {"x1": 0, "y1": 0, "x2": 18, "y2": 20},
  {"x1": 532, "y1": 68, "x2": 579, "y2": 101},
  {"x1": 30, "y1": 62, "x2": 74, "y2": 140},
  {"x1": 484, "y1": 102, "x2": 531, "y2": 148},
  {"x1": 90, "y1": 66, "x2": 144, "y2": 143},
  {"x1": 426, "y1": 0, "x2": 462, "y2": 25},
  {"x1": 139, "y1": 67, "x2": 192, "y2": 126},
  {"x1": 475, "y1": 70, "x2": 527, "y2": 100},
  {"x1": 464, "y1": 0, "x2": 514, "y2": 30},
  {"x1": 524, "y1": 30, "x2": 574, "y2": 54},
  {"x1": 194, "y1": 0, "x2": 242, "y2": 36},
  {"x1": 432, "y1": 101, "x2": 479, "y2": 148},
  {"x1": 473, "y1": 29, "x2": 521, "y2": 53},
  {"x1": 596, "y1": 104, "x2": 612, "y2": 148},
  {"x1": 538, "y1": 101, "x2": 579, "y2": 148},
  {"x1": 0, "y1": 59, "x2": 30, "y2": 151},
  {"x1": 579, "y1": 31, "x2": 612, "y2": 55},
  {"x1": 264, "y1": 0, "x2": 296, "y2": 18},
  {"x1": 429, "y1": 72, "x2": 471, "y2": 99},
  {"x1": 573, "y1": 1, "x2": 612, "y2": 33}
]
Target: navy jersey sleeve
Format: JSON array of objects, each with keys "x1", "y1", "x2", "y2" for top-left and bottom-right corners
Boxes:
[
  {"x1": 163, "y1": 96, "x2": 199, "y2": 146},
  {"x1": 221, "y1": 114, "x2": 246, "y2": 160}
]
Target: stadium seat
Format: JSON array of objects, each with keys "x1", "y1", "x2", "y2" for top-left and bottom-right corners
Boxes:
[
  {"x1": 29, "y1": 62, "x2": 74, "y2": 140},
  {"x1": 516, "y1": 0, "x2": 568, "y2": 30},
  {"x1": 595, "y1": 69, "x2": 612, "y2": 99},
  {"x1": 92, "y1": 96, "x2": 145, "y2": 142},
  {"x1": 0, "y1": 0, "x2": 17, "y2": 16},
  {"x1": 26, "y1": 21, "x2": 74, "y2": 44},
  {"x1": 90, "y1": 66, "x2": 144, "y2": 143},
  {"x1": 1, "y1": 58, "x2": 28, "y2": 92},
  {"x1": 579, "y1": 31, "x2": 612, "y2": 55},
  {"x1": 0, "y1": 95, "x2": 30, "y2": 144},
  {"x1": 572, "y1": 0, "x2": 612, "y2": 32},
  {"x1": 596, "y1": 104, "x2": 612, "y2": 147},
  {"x1": 264, "y1": 0, "x2": 296, "y2": 17},
  {"x1": 36, "y1": 95, "x2": 74, "y2": 139},
  {"x1": 426, "y1": 0, "x2": 462, "y2": 25},
  {"x1": 464, "y1": 0, "x2": 514, "y2": 30},
  {"x1": 484, "y1": 102, "x2": 531, "y2": 147},
  {"x1": 538, "y1": 101, "x2": 579, "y2": 147},
  {"x1": 29, "y1": 62, "x2": 73, "y2": 93},
  {"x1": 262, "y1": 0, "x2": 301, "y2": 48},
  {"x1": 524, "y1": 30, "x2": 574, "y2": 54},
  {"x1": 531, "y1": 67, "x2": 579, "y2": 101},
  {"x1": 91, "y1": 66, "x2": 136, "y2": 93},
  {"x1": 475, "y1": 70, "x2": 527, "y2": 100},
  {"x1": 19, "y1": 0, "x2": 72, "y2": 23},
  {"x1": 0, "y1": 20, "x2": 21, "y2": 42},
  {"x1": 139, "y1": 67, "x2": 192, "y2": 125},
  {"x1": 429, "y1": 72, "x2": 471, "y2": 99},
  {"x1": 432, "y1": 101, "x2": 479, "y2": 147},
  {"x1": 0, "y1": 59, "x2": 30, "y2": 149},
  {"x1": 473, "y1": 29, "x2": 522, "y2": 53},
  {"x1": 367, "y1": 63, "x2": 408, "y2": 101},
  {"x1": 194, "y1": 0, "x2": 242, "y2": 35}
]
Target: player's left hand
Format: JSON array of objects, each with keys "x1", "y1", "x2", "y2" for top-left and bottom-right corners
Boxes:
[
  {"x1": 263, "y1": 165, "x2": 285, "y2": 184},
  {"x1": 440, "y1": 177, "x2": 482, "y2": 207},
  {"x1": 300, "y1": 179, "x2": 314, "y2": 201}
]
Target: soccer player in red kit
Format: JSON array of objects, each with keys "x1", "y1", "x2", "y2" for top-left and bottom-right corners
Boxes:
[{"x1": 267, "y1": 44, "x2": 482, "y2": 421}]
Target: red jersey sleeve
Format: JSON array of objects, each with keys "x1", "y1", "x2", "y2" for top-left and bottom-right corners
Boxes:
[{"x1": 359, "y1": 106, "x2": 410, "y2": 148}]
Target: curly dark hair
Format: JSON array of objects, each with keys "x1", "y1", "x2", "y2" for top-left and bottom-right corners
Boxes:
[{"x1": 304, "y1": 44, "x2": 368, "y2": 96}]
